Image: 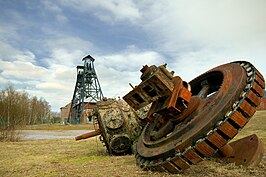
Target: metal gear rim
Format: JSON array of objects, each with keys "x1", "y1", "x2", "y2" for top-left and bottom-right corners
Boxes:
[{"x1": 135, "y1": 61, "x2": 265, "y2": 173}]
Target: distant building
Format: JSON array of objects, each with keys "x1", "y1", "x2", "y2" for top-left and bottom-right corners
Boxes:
[
  {"x1": 60, "y1": 102, "x2": 71, "y2": 124},
  {"x1": 80, "y1": 107, "x2": 94, "y2": 123},
  {"x1": 60, "y1": 102, "x2": 95, "y2": 124}
]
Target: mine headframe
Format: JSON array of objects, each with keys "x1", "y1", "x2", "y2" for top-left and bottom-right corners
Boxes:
[{"x1": 68, "y1": 55, "x2": 104, "y2": 124}]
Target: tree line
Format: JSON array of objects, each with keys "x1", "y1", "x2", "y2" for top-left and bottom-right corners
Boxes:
[{"x1": 0, "y1": 85, "x2": 52, "y2": 128}]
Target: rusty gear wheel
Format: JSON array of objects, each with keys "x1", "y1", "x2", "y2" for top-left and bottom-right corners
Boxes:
[{"x1": 135, "y1": 61, "x2": 265, "y2": 173}]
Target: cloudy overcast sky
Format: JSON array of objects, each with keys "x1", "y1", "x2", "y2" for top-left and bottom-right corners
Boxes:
[{"x1": 0, "y1": 0, "x2": 265, "y2": 111}]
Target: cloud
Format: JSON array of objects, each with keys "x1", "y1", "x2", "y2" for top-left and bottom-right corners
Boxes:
[
  {"x1": 56, "y1": 14, "x2": 68, "y2": 23},
  {"x1": 1, "y1": 1, "x2": 265, "y2": 113},
  {"x1": 46, "y1": 49, "x2": 84, "y2": 68},
  {"x1": 60, "y1": 0, "x2": 141, "y2": 23},
  {"x1": 0, "y1": 60, "x2": 47, "y2": 81},
  {"x1": 42, "y1": 1, "x2": 68, "y2": 24},
  {"x1": 46, "y1": 37, "x2": 92, "y2": 51},
  {"x1": 133, "y1": 0, "x2": 266, "y2": 80},
  {"x1": 0, "y1": 57, "x2": 77, "y2": 111},
  {"x1": 36, "y1": 82, "x2": 65, "y2": 90},
  {"x1": 0, "y1": 27, "x2": 90, "y2": 111},
  {"x1": 137, "y1": 0, "x2": 266, "y2": 51},
  {"x1": 52, "y1": 67, "x2": 76, "y2": 84},
  {"x1": 92, "y1": 48, "x2": 165, "y2": 98},
  {"x1": 0, "y1": 45, "x2": 151, "y2": 110},
  {"x1": 42, "y1": 1, "x2": 62, "y2": 13},
  {"x1": 26, "y1": 65, "x2": 76, "y2": 111},
  {"x1": 0, "y1": 76, "x2": 8, "y2": 84},
  {"x1": 44, "y1": 37, "x2": 93, "y2": 68},
  {"x1": 95, "y1": 64, "x2": 140, "y2": 98},
  {"x1": 0, "y1": 25, "x2": 18, "y2": 41},
  {"x1": 35, "y1": 66, "x2": 76, "y2": 93},
  {"x1": 0, "y1": 42, "x2": 36, "y2": 63},
  {"x1": 19, "y1": 88, "x2": 71, "y2": 110},
  {"x1": 97, "y1": 48, "x2": 164, "y2": 72}
]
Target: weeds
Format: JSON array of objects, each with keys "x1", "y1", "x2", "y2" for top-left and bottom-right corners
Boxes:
[
  {"x1": 0, "y1": 111, "x2": 265, "y2": 176},
  {"x1": 0, "y1": 125, "x2": 21, "y2": 141}
]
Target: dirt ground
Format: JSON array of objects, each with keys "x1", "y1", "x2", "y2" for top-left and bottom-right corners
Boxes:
[{"x1": 0, "y1": 111, "x2": 266, "y2": 177}]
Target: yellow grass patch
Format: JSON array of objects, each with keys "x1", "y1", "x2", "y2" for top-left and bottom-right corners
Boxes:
[{"x1": 0, "y1": 111, "x2": 266, "y2": 176}]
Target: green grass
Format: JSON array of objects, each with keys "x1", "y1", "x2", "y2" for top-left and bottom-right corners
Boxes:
[{"x1": 0, "y1": 111, "x2": 266, "y2": 177}]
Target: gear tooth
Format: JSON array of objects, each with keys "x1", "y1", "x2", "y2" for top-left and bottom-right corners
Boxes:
[
  {"x1": 134, "y1": 61, "x2": 264, "y2": 174},
  {"x1": 170, "y1": 156, "x2": 190, "y2": 170},
  {"x1": 254, "y1": 68, "x2": 265, "y2": 82},
  {"x1": 162, "y1": 161, "x2": 180, "y2": 173},
  {"x1": 182, "y1": 149, "x2": 203, "y2": 165}
]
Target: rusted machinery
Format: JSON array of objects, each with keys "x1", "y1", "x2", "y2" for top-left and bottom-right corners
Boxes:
[
  {"x1": 75, "y1": 98, "x2": 149, "y2": 155},
  {"x1": 123, "y1": 61, "x2": 265, "y2": 173}
]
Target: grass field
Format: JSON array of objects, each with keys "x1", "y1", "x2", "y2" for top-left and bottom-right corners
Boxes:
[{"x1": 1, "y1": 111, "x2": 266, "y2": 177}]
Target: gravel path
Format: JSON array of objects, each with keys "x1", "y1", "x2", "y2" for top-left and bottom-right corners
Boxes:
[{"x1": 19, "y1": 130, "x2": 92, "y2": 140}]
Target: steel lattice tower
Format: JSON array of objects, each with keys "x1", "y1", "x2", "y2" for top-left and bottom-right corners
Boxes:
[{"x1": 68, "y1": 55, "x2": 104, "y2": 124}]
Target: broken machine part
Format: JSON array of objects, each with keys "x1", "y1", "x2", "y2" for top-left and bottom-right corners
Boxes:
[
  {"x1": 75, "y1": 98, "x2": 149, "y2": 155},
  {"x1": 123, "y1": 61, "x2": 265, "y2": 173}
]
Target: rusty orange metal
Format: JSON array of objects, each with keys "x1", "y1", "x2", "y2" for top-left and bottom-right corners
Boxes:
[
  {"x1": 75, "y1": 129, "x2": 101, "y2": 141},
  {"x1": 123, "y1": 61, "x2": 265, "y2": 173},
  {"x1": 219, "y1": 134, "x2": 264, "y2": 167}
]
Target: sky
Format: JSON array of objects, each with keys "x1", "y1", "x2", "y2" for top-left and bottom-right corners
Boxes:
[{"x1": 0, "y1": 0, "x2": 266, "y2": 112}]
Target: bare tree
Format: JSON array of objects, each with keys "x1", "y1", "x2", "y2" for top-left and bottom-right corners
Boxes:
[{"x1": 0, "y1": 84, "x2": 52, "y2": 141}]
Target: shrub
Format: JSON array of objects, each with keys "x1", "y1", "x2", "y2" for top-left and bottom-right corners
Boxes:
[{"x1": 0, "y1": 125, "x2": 21, "y2": 142}]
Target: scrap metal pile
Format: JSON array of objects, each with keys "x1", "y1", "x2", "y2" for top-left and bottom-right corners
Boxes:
[
  {"x1": 77, "y1": 61, "x2": 265, "y2": 174},
  {"x1": 123, "y1": 61, "x2": 265, "y2": 173},
  {"x1": 75, "y1": 98, "x2": 149, "y2": 155}
]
